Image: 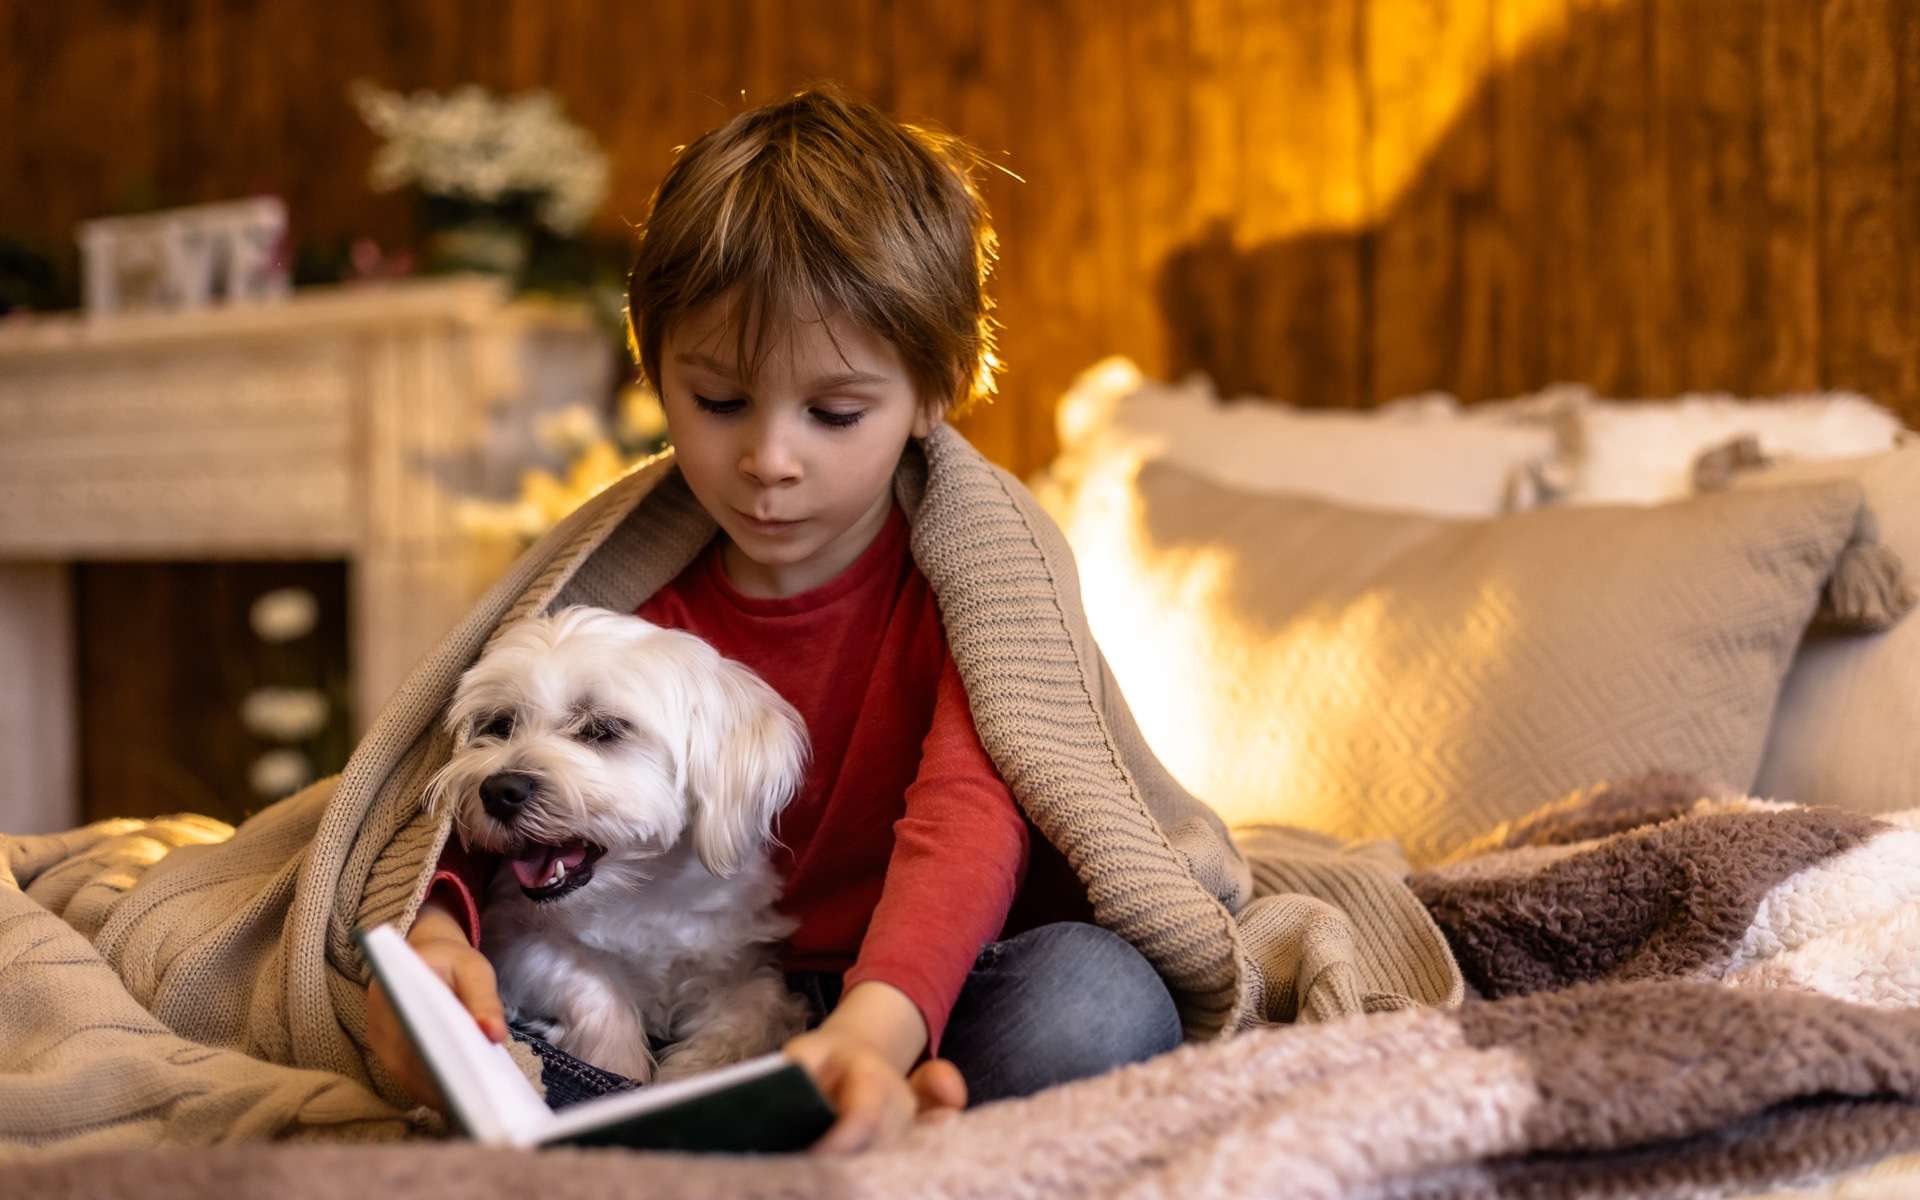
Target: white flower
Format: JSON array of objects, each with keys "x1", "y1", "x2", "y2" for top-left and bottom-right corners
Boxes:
[
  {"x1": 250, "y1": 587, "x2": 319, "y2": 642},
  {"x1": 249, "y1": 749, "x2": 312, "y2": 798},
  {"x1": 241, "y1": 687, "x2": 330, "y2": 742},
  {"x1": 350, "y1": 81, "x2": 610, "y2": 234}
]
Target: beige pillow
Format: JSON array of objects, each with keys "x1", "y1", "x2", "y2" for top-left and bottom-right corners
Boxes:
[
  {"x1": 1047, "y1": 357, "x2": 1557, "y2": 518},
  {"x1": 1379, "y1": 383, "x2": 1908, "y2": 507},
  {"x1": 1733, "y1": 443, "x2": 1920, "y2": 813},
  {"x1": 1082, "y1": 461, "x2": 1881, "y2": 865},
  {"x1": 1566, "y1": 391, "x2": 1906, "y2": 504}
]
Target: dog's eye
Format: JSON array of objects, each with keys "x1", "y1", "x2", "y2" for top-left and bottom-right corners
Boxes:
[
  {"x1": 476, "y1": 714, "x2": 515, "y2": 740},
  {"x1": 576, "y1": 716, "x2": 630, "y2": 745}
]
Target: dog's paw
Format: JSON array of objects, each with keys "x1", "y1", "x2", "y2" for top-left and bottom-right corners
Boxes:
[
  {"x1": 654, "y1": 1029, "x2": 774, "y2": 1083},
  {"x1": 652, "y1": 1046, "x2": 733, "y2": 1085},
  {"x1": 555, "y1": 1027, "x2": 656, "y2": 1084},
  {"x1": 591, "y1": 1043, "x2": 659, "y2": 1085}
]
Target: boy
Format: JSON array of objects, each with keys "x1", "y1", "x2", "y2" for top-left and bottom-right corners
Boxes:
[{"x1": 367, "y1": 84, "x2": 1181, "y2": 1152}]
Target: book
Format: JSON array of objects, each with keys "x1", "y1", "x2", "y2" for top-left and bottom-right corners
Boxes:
[{"x1": 355, "y1": 923, "x2": 836, "y2": 1153}]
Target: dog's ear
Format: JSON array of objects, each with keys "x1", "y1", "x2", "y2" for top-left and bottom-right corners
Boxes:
[
  {"x1": 444, "y1": 708, "x2": 473, "y2": 744},
  {"x1": 681, "y1": 656, "x2": 809, "y2": 876}
]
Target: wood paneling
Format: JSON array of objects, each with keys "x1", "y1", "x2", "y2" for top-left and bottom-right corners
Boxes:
[
  {"x1": 1648, "y1": 2, "x2": 1822, "y2": 397},
  {"x1": 6, "y1": 0, "x2": 1920, "y2": 478},
  {"x1": 1820, "y1": 0, "x2": 1918, "y2": 404},
  {"x1": 1367, "y1": 0, "x2": 1498, "y2": 406}
]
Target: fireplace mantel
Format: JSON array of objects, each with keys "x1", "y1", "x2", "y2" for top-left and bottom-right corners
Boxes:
[{"x1": 0, "y1": 276, "x2": 615, "y2": 831}]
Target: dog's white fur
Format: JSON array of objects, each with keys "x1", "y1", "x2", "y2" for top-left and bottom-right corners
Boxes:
[{"x1": 426, "y1": 606, "x2": 811, "y2": 1083}]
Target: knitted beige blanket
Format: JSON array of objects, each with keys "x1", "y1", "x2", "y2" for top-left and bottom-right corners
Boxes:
[{"x1": 0, "y1": 425, "x2": 1462, "y2": 1157}]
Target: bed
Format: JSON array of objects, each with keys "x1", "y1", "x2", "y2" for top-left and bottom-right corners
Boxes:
[{"x1": 1027, "y1": 359, "x2": 1920, "y2": 1197}]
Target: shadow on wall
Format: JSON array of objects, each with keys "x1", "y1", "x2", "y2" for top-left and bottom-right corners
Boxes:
[{"x1": 1154, "y1": 2, "x2": 1899, "y2": 419}]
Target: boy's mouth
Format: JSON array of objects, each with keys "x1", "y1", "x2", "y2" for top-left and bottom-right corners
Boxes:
[
  {"x1": 735, "y1": 510, "x2": 804, "y2": 533},
  {"x1": 506, "y1": 840, "x2": 605, "y2": 902}
]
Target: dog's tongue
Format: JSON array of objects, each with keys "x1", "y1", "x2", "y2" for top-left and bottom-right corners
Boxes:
[{"x1": 507, "y1": 841, "x2": 590, "y2": 889}]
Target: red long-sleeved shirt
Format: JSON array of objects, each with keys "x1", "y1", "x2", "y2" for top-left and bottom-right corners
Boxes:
[{"x1": 428, "y1": 501, "x2": 1086, "y2": 1052}]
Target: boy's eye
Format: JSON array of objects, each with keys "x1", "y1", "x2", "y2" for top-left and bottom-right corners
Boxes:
[
  {"x1": 476, "y1": 713, "x2": 515, "y2": 740},
  {"x1": 692, "y1": 394, "x2": 744, "y2": 416},
  {"x1": 811, "y1": 408, "x2": 865, "y2": 429}
]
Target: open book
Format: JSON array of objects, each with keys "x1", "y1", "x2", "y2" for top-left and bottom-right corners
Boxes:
[{"x1": 356, "y1": 923, "x2": 835, "y2": 1152}]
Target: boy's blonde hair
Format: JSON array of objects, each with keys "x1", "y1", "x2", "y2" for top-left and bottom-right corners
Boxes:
[{"x1": 627, "y1": 84, "x2": 1000, "y2": 419}]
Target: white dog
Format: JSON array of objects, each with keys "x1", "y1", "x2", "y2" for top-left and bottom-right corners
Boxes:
[{"x1": 427, "y1": 606, "x2": 812, "y2": 1084}]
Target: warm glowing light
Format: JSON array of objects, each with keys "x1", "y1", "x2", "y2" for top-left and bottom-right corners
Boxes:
[
  {"x1": 1053, "y1": 356, "x2": 1145, "y2": 449},
  {"x1": 1039, "y1": 387, "x2": 1522, "y2": 839},
  {"x1": 1191, "y1": 0, "x2": 1610, "y2": 277}
]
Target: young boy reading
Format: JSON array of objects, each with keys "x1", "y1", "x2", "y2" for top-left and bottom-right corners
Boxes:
[{"x1": 366, "y1": 84, "x2": 1182, "y2": 1152}]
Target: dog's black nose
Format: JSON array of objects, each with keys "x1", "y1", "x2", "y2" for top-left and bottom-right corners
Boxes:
[{"x1": 480, "y1": 773, "x2": 537, "y2": 822}]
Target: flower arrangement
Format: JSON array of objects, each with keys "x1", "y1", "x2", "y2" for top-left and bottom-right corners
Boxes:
[{"x1": 350, "y1": 81, "x2": 610, "y2": 236}]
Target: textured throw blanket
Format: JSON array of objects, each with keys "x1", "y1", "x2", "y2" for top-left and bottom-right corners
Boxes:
[{"x1": 12, "y1": 773, "x2": 1920, "y2": 1198}]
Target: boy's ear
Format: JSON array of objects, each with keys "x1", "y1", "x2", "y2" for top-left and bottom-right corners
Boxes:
[{"x1": 910, "y1": 398, "x2": 943, "y2": 439}]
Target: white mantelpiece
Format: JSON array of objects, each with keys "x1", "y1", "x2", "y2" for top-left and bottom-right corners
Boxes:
[{"x1": 0, "y1": 276, "x2": 614, "y2": 832}]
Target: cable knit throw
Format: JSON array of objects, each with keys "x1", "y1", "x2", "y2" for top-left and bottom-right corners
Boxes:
[{"x1": 0, "y1": 424, "x2": 1463, "y2": 1156}]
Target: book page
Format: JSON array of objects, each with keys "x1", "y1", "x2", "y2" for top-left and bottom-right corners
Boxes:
[{"x1": 357, "y1": 924, "x2": 555, "y2": 1144}]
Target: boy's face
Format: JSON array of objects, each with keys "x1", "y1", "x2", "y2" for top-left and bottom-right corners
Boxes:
[{"x1": 659, "y1": 291, "x2": 936, "y2": 598}]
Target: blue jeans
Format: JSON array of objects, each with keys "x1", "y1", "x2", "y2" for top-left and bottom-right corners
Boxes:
[
  {"x1": 512, "y1": 921, "x2": 1184, "y2": 1109},
  {"x1": 789, "y1": 921, "x2": 1184, "y2": 1105}
]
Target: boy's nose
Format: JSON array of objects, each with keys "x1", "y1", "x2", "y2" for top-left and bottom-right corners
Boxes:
[{"x1": 739, "y1": 437, "x2": 801, "y2": 486}]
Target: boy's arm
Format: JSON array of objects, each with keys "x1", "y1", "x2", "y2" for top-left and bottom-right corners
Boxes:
[
  {"x1": 839, "y1": 647, "x2": 1029, "y2": 1057},
  {"x1": 786, "y1": 650, "x2": 1013, "y2": 1151}
]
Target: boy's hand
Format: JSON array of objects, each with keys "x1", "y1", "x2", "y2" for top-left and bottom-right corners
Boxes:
[
  {"x1": 366, "y1": 900, "x2": 508, "y2": 1111},
  {"x1": 783, "y1": 980, "x2": 967, "y2": 1153},
  {"x1": 784, "y1": 1029, "x2": 967, "y2": 1153}
]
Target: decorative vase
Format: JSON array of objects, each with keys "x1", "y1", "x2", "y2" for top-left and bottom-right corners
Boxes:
[
  {"x1": 416, "y1": 191, "x2": 540, "y2": 277},
  {"x1": 425, "y1": 220, "x2": 531, "y2": 276}
]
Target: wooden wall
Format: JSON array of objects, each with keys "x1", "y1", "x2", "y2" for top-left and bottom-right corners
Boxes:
[{"x1": 7, "y1": 0, "x2": 1920, "y2": 478}]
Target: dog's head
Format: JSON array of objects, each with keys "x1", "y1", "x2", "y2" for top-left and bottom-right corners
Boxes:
[{"x1": 426, "y1": 606, "x2": 809, "y2": 902}]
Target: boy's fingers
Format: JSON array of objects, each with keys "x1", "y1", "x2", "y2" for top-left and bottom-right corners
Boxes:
[
  {"x1": 785, "y1": 1042, "x2": 847, "y2": 1094},
  {"x1": 403, "y1": 1060, "x2": 448, "y2": 1111},
  {"x1": 812, "y1": 1068, "x2": 888, "y2": 1154},
  {"x1": 449, "y1": 958, "x2": 507, "y2": 1042},
  {"x1": 866, "y1": 1077, "x2": 915, "y2": 1148},
  {"x1": 367, "y1": 983, "x2": 447, "y2": 1109},
  {"x1": 879, "y1": 1092, "x2": 914, "y2": 1146},
  {"x1": 782, "y1": 1041, "x2": 823, "y2": 1075},
  {"x1": 908, "y1": 1058, "x2": 967, "y2": 1115},
  {"x1": 812, "y1": 1103, "x2": 873, "y2": 1153}
]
